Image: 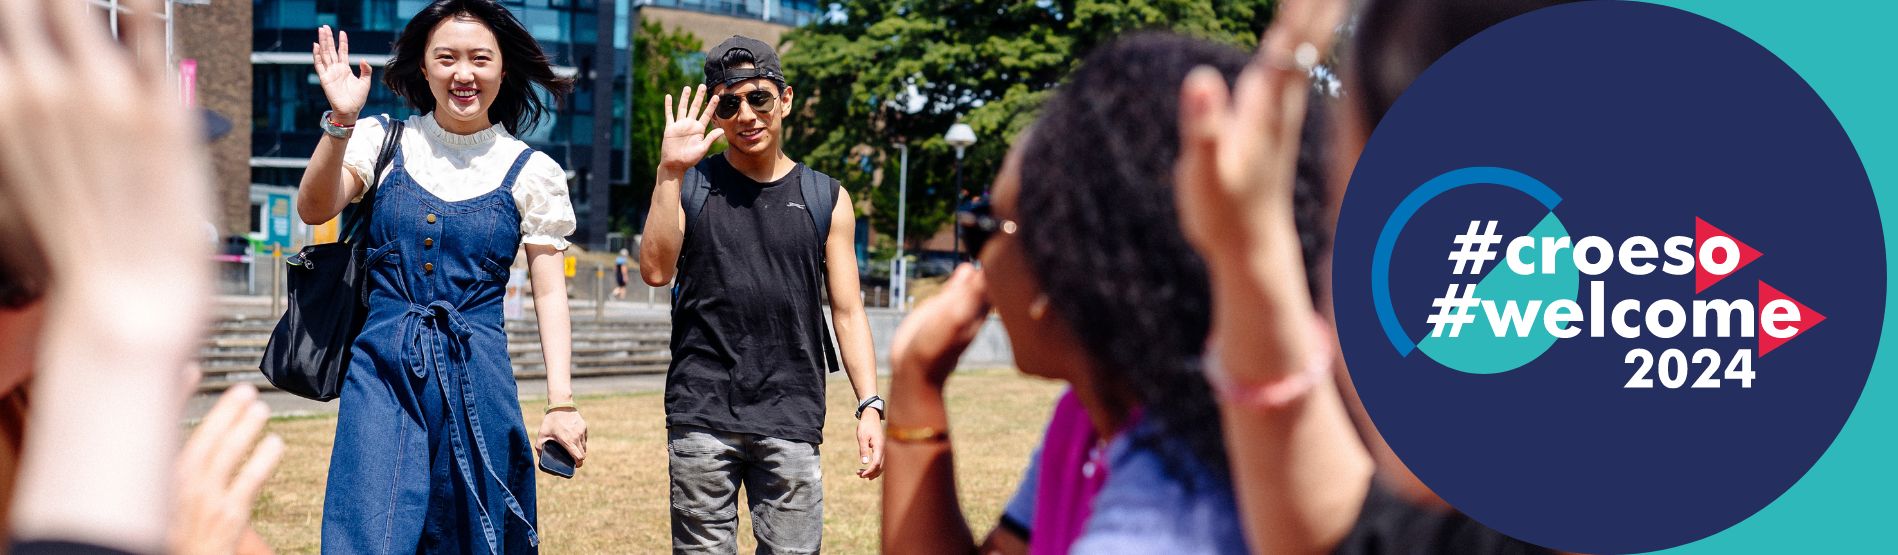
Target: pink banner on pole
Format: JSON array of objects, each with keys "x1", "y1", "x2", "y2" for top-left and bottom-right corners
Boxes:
[{"x1": 180, "y1": 58, "x2": 197, "y2": 108}]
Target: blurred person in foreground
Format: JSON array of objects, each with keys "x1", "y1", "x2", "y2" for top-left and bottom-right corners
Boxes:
[
  {"x1": 0, "y1": 0, "x2": 282, "y2": 553},
  {"x1": 881, "y1": 33, "x2": 1290, "y2": 554},
  {"x1": 1173, "y1": 0, "x2": 1568, "y2": 553}
]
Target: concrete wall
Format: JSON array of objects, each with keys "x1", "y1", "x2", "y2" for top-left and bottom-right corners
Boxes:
[
  {"x1": 175, "y1": 0, "x2": 254, "y2": 238},
  {"x1": 852, "y1": 309, "x2": 1016, "y2": 372},
  {"x1": 635, "y1": 6, "x2": 794, "y2": 51}
]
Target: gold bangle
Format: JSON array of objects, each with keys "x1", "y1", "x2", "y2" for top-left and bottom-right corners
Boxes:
[
  {"x1": 545, "y1": 401, "x2": 578, "y2": 414},
  {"x1": 888, "y1": 425, "x2": 950, "y2": 444}
]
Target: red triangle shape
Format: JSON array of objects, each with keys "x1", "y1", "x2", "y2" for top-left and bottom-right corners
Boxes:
[
  {"x1": 1758, "y1": 281, "x2": 1825, "y2": 357},
  {"x1": 1696, "y1": 218, "x2": 1763, "y2": 294}
]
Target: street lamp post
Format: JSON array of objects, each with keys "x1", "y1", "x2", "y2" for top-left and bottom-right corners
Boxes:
[
  {"x1": 944, "y1": 123, "x2": 978, "y2": 259},
  {"x1": 893, "y1": 143, "x2": 909, "y2": 311}
]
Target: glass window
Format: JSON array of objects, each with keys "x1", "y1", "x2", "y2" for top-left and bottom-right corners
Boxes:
[{"x1": 523, "y1": 7, "x2": 564, "y2": 43}]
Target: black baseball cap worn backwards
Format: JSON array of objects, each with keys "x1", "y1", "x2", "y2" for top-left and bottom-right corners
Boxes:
[{"x1": 704, "y1": 35, "x2": 786, "y2": 89}]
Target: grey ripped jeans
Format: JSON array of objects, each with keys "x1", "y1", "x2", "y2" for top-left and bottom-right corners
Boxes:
[{"x1": 668, "y1": 425, "x2": 824, "y2": 554}]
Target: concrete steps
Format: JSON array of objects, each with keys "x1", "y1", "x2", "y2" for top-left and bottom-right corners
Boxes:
[{"x1": 202, "y1": 313, "x2": 673, "y2": 393}]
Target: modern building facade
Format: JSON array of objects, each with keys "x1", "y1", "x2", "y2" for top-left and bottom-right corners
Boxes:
[
  {"x1": 246, "y1": 0, "x2": 632, "y2": 252},
  {"x1": 154, "y1": 0, "x2": 819, "y2": 293}
]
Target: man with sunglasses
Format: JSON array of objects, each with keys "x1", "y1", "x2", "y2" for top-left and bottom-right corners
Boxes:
[{"x1": 639, "y1": 35, "x2": 884, "y2": 553}]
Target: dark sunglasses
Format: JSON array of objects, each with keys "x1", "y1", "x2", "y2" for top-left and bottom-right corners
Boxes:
[
  {"x1": 956, "y1": 199, "x2": 1017, "y2": 260},
  {"x1": 714, "y1": 90, "x2": 779, "y2": 119}
]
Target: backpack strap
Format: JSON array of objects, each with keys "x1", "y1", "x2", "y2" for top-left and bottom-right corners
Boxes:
[
  {"x1": 680, "y1": 158, "x2": 716, "y2": 230},
  {"x1": 798, "y1": 165, "x2": 840, "y2": 245},
  {"x1": 798, "y1": 166, "x2": 845, "y2": 374},
  {"x1": 672, "y1": 158, "x2": 716, "y2": 312}
]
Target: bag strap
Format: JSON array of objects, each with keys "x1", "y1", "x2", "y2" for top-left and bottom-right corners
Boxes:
[
  {"x1": 798, "y1": 165, "x2": 839, "y2": 245},
  {"x1": 340, "y1": 116, "x2": 404, "y2": 244},
  {"x1": 799, "y1": 166, "x2": 844, "y2": 374},
  {"x1": 680, "y1": 158, "x2": 714, "y2": 230}
]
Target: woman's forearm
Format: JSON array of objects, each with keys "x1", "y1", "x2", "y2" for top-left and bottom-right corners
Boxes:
[
  {"x1": 1219, "y1": 377, "x2": 1373, "y2": 555},
  {"x1": 882, "y1": 374, "x2": 976, "y2": 554},
  {"x1": 297, "y1": 132, "x2": 356, "y2": 225},
  {"x1": 1207, "y1": 270, "x2": 1375, "y2": 555},
  {"x1": 527, "y1": 245, "x2": 574, "y2": 402}
]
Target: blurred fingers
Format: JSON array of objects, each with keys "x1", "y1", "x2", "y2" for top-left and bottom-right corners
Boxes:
[
  {"x1": 181, "y1": 384, "x2": 259, "y2": 467},
  {"x1": 121, "y1": 0, "x2": 166, "y2": 81},
  {"x1": 228, "y1": 434, "x2": 284, "y2": 505},
  {"x1": 204, "y1": 400, "x2": 270, "y2": 482}
]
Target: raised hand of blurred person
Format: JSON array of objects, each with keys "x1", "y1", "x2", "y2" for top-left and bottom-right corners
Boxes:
[
  {"x1": 1171, "y1": 1, "x2": 1373, "y2": 554},
  {"x1": 883, "y1": 263, "x2": 990, "y2": 554},
  {"x1": 658, "y1": 84, "x2": 725, "y2": 172},
  {"x1": 1173, "y1": 0, "x2": 1345, "y2": 384},
  {"x1": 890, "y1": 264, "x2": 991, "y2": 389},
  {"x1": 171, "y1": 383, "x2": 285, "y2": 555},
  {"x1": 313, "y1": 25, "x2": 373, "y2": 124},
  {"x1": 0, "y1": 0, "x2": 214, "y2": 550}
]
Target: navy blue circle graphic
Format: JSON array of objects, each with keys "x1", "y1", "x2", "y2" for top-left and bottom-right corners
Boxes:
[{"x1": 1331, "y1": 2, "x2": 1882, "y2": 553}]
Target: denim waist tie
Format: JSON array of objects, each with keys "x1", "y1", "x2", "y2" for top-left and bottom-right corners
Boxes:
[{"x1": 400, "y1": 300, "x2": 540, "y2": 552}]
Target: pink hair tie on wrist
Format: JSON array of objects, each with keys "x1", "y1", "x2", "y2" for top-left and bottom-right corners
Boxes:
[{"x1": 1203, "y1": 325, "x2": 1334, "y2": 410}]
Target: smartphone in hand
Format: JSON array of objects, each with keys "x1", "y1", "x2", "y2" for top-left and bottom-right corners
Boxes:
[{"x1": 538, "y1": 439, "x2": 576, "y2": 479}]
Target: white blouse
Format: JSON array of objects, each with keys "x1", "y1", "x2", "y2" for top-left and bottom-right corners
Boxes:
[{"x1": 343, "y1": 114, "x2": 576, "y2": 250}]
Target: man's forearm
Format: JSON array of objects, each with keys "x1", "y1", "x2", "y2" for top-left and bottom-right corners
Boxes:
[
  {"x1": 834, "y1": 307, "x2": 879, "y2": 401},
  {"x1": 639, "y1": 167, "x2": 686, "y2": 285}
]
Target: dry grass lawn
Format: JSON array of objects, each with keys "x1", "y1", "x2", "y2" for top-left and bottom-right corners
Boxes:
[{"x1": 249, "y1": 368, "x2": 1062, "y2": 554}]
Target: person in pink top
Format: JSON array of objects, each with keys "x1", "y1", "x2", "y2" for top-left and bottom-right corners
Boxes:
[{"x1": 880, "y1": 33, "x2": 1265, "y2": 555}]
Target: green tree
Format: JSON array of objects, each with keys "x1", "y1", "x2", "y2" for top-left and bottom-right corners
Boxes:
[
  {"x1": 781, "y1": 0, "x2": 1275, "y2": 258},
  {"x1": 615, "y1": 20, "x2": 706, "y2": 237}
]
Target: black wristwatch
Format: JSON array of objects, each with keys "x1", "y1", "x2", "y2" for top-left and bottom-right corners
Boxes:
[{"x1": 855, "y1": 395, "x2": 885, "y2": 420}]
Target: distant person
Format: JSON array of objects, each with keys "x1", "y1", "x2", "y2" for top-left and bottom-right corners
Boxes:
[
  {"x1": 639, "y1": 35, "x2": 885, "y2": 552},
  {"x1": 293, "y1": 0, "x2": 588, "y2": 551},
  {"x1": 613, "y1": 248, "x2": 630, "y2": 300}
]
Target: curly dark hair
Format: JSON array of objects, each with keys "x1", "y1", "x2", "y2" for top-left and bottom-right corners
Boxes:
[
  {"x1": 383, "y1": 0, "x2": 574, "y2": 135},
  {"x1": 1016, "y1": 32, "x2": 1329, "y2": 488}
]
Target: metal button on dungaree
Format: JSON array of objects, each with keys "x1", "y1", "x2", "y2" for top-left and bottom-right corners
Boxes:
[
  {"x1": 426, "y1": 213, "x2": 437, "y2": 224},
  {"x1": 424, "y1": 237, "x2": 434, "y2": 248},
  {"x1": 424, "y1": 262, "x2": 435, "y2": 273}
]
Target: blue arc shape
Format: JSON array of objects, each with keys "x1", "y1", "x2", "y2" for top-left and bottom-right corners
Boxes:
[{"x1": 1372, "y1": 166, "x2": 1564, "y2": 356}]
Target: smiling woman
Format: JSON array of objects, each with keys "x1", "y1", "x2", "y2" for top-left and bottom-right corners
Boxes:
[
  {"x1": 381, "y1": 0, "x2": 571, "y2": 136},
  {"x1": 284, "y1": 1, "x2": 586, "y2": 553}
]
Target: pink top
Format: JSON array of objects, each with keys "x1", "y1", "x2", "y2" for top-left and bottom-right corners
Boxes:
[{"x1": 1029, "y1": 390, "x2": 1112, "y2": 555}]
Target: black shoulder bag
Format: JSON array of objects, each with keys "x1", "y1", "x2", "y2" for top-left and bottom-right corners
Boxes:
[{"x1": 258, "y1": 118, "x2": 404, "y2": 401}]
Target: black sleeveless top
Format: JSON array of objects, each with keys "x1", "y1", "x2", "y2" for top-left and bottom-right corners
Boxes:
[{"x1": 666, "y1": 155, "x2": 833, "y2": 444}]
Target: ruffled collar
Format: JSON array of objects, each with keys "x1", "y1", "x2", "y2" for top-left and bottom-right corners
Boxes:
[{"x1": 417, "y1": 112, "x2": 506, "y2": 147}]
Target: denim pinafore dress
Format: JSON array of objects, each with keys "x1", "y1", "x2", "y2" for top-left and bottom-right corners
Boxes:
[{"x1": 322, "y1": 136, "x2": 540, "y2": 554}]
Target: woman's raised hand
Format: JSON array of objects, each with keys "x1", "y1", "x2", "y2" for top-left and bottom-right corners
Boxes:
[{"x1": 313, "y1": 25, "x2": 373, "y2": 121}]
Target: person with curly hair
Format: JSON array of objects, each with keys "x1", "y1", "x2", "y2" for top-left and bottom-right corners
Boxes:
[{"x1": 881, "y1": 32, "x2": 1332, "y2": 554}]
